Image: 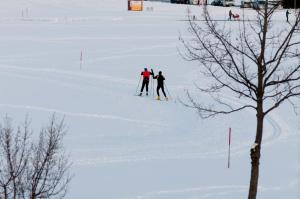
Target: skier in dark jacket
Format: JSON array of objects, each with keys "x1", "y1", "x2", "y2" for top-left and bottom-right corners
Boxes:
[
  {"x1": 139, "y1": 68, "x2": 152, "y2": 96},
  {"x1": 152, "y1": 70, "x2": 168, "y2": 101},
  {"x1": 229, "y1": 10, "x2": 232, "y2": 21}
]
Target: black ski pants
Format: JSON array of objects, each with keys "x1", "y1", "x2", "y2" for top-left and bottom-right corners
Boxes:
[
  {"x1": 140, "y1": 80, "x2": 149, "y2": 93},
  {"x1": 157, "y1": 84, "x2": 166, "y2": 97}
]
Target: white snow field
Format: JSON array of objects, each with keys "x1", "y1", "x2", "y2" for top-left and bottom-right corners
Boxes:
[{"x1": 0, "y1": 0, "x2": 299, "y2": 198}]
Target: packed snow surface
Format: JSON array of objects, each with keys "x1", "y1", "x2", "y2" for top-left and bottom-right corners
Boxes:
[{"x1": 0, "y1": 0, "x2": 299, "y2": 198}]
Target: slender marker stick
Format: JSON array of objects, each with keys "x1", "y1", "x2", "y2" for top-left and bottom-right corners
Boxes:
[
  {"x1": 228, "y1": 127, "x2": 232, "y2": 168},
  {"x1": 80, "y1": 50, "x2": 83, "y2": 70}
]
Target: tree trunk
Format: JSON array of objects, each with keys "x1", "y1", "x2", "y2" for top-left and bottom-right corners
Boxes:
[
  {"x1": 248, "y1": 106, "x2": 264, "y2": 199},
  {"x1": 248, "y1": 141, "x2": 261, "y2": 199}
]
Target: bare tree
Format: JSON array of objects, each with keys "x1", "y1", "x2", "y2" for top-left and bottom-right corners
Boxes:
[
  {"x1": 180, "y1": 2, "x2": 300, "y2": 199},
  {"x1": 0, "y1": 115, "x2": 71, "y2": 199},
  {"x1": 0, "y1": 117, "x2": 30, "y2": 199}
]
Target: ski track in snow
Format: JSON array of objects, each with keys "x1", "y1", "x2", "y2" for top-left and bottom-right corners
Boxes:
[
  {"x1": 0, "y1": 69, "x2": 130, "y2": 96},
  {"x1": 0, "y1": 103, "x2": 165, "y2": 127},
  {"x1": 0, "y1": 43, "x2": 177, "y2": 64},
  {"x1": 136, "y1": 92, "x2": 292, "y2": 165},
  {"x1": 0, "y1": 73, "x2": 284, "y2": 164},
  {"x1": 132, "y1": 185, "x2": 249, "y2": 199},
  {"x1": 0, "y1": 71, "x2": 111, "y2": 95},
  {"x1": 0, "y1": 35, "x2": 179, "y2": 42},
  {"x1": 70, "y1": 120, "x2": 285, "y2": 166},
  {"x1": 0, "y1": 17, "x2": 152, "y2": 24},
  {"x1": 71, "y1": 149, "x2": 237, "y2": 166},
  {"x1": 86, "y1": 52, "x2": 178, "y2": 62},
  {"x1": 0, "y1": 64, "x2": 135, "y2": 91},
  {"x1": 263, "y1": 114, "x2": 284, "y2": 145},
  {"x1": 130, "y1": 184, "x2": 286, "y2": 199},
  {"x1": 132, "y1": 179, "x2": 300, "y2": 199},
  {"x1": 221, "y1": 94, "x2": 289, "y2": 147},
  {"x1": 0, "y1": 64, "x2": 132, "y2": 84},
  {"x1": 0, "y1": 63, "x2": 291, "y2": 165}
]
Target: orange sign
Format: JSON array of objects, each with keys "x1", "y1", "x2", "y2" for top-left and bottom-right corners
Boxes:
[{"x1": 128, "y1": 0, "x2": 144, "y2": 11}]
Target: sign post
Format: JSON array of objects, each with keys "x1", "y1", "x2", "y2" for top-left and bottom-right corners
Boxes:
[{"x1": 128, "y1": 0, "x2": 144, "y2": 11}]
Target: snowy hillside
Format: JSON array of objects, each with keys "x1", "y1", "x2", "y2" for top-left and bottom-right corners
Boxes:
[{"x1": 0, "y1": 0, "x2": 299, "y2": 199}]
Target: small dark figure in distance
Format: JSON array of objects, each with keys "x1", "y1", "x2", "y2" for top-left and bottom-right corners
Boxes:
[
  {"x1": 152, "y1": 70, "x2": 168, "y2": 101},
  {"x1": 139, "y1": 68, "x2": 152, "y2": 96},
  {"x1": 229, "y1": 10, "x2": 232, "y2": 20},
  {"x1": 286, "y1": 10, "x2": 290, "y2": 22}
]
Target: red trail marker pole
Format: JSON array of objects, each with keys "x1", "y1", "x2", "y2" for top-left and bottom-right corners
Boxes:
[
  {"x1": 228, "y1": 127, "x2": 231, "y2": 168},
  {"x1": 80, "y1": 50, "x2": 83, "y2": 70}
]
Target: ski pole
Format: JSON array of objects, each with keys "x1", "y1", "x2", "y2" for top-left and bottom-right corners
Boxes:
[
  {"x1": 150, "y1": 69, "x2": 155, "y2": 99},
  {"x1": 135, "y1": 76, "x2": 142, "y2": 95},
  {"x1": 149, "y1": 76, "x2": 153, "y2": 97},
  {"x1": 152, "y1": 77, "x2": 155, "y2": 99},
  {"x1": 164, "y1": 82, "x2": 172, "y2": 100}
]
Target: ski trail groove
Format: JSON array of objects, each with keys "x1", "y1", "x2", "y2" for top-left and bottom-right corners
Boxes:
[
  {"x1": 0, "y1": 64, "x2": 134, "y2": 85},
  {"x1": 221, "y1": 94, "x2": 284, "y2": 146},
  {"x1": 131, "y1": 184, "x2": 282, "y2": 199},
  {"x1": 0, "y1": 103, "x2": 166, "y2": 126}
]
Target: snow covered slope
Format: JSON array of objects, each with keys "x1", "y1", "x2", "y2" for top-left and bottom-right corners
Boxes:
[{"x1": 0, "y1": 1, "x2": 299, "y2": 198}]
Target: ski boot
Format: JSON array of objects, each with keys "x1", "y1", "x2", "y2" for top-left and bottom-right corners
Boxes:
[
  {"x1": 165, "y1": 97, "x2": 168, "y2": 101},
  {"x1": 139, "y1": 92, "x2": 142, "y2": 96},
  {"x1": 146, "y1": 92, "x2": 148, "y2": 96},
  {"x1": 156, "y1": 96, "x2": 160, "y2": 100}
]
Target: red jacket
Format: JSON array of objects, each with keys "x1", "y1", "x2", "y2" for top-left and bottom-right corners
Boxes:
[{"x1": 141, "y1": 71, "x2": 152, "y2": 80}]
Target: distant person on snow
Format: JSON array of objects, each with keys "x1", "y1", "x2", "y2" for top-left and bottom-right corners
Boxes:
[
  {"x1": 229, "y1": 10, "x2": 232, "y2": 20},
  {"x1": 152, "y1": 69, "x2": 168, "y2": 101},
  {"x1": 139, "y1": 68, "x2": 152, "y2": 96},
  {"x1": 286, "y1": 10, "x2": 290, "y2": 22}
]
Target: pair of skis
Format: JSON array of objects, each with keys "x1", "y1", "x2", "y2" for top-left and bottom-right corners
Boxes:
[{"x1": 135, "y1": 94, "x2": 169, "y2": 102}]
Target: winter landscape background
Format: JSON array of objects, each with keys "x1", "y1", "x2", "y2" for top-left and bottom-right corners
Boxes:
[{"x1": 0, "y1": 0, "x2": 299, "y2": 198}]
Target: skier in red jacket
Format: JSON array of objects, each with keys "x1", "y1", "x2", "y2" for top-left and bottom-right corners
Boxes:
[{"x1": 139, "y1": 68, "x2": 153, "y2": 96}]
